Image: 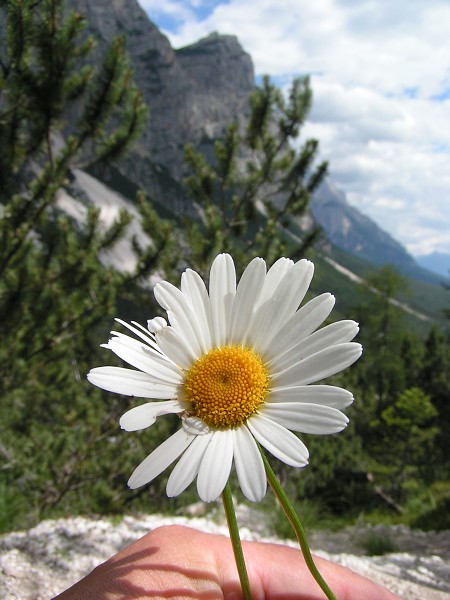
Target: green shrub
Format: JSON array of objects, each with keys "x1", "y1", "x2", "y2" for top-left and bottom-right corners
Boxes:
[{"x1": 357, "y1": 529, "x2": 398, "y2": 555}]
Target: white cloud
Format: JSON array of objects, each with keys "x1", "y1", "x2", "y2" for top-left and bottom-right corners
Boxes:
[
  {"x1": 138, "y1": 0, "x2": 191, "y2": 20},
  {"x1": 373, "y1": 196, "x2": 406, "y2": 211},
  {"x1": 139, "y1": 0, "x2": 450, "y2": 256}
]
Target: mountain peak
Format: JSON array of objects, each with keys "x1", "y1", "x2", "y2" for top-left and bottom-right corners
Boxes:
[{"x1": 312, "y1": 178, "x2": 415, "y2": 268}]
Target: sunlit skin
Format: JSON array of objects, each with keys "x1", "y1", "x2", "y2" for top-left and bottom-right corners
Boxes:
[
  {"x1": 184, "y1": 345, "x2": 269, "y2": 429},
  {"x1": 55, "y1": 525, "x2": 401, "y2": 600}
]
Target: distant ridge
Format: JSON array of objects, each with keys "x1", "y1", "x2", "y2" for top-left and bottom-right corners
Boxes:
[
  {"x1": 311, "y1": 179, "x2": 443, "y2": 285},
  {"x1": 415, "y1": 252, "x2": 450, "y2": 281}
]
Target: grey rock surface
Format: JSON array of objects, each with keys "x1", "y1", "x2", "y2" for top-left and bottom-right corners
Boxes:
[{"x1": 67, "y1": 0, "x2": 253, "y2": 199}]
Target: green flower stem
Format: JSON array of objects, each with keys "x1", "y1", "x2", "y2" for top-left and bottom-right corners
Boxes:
[
  {"x1": 221, "y1": 483, "x2": 253, "y2": 600},
  {"x1": 260, "y1": 451, "x2": 337, "y2": 600}
]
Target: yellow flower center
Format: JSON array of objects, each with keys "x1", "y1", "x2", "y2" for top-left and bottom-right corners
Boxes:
[{"x1": 183, "y1": 345, "x2": 269, "y2": 429}]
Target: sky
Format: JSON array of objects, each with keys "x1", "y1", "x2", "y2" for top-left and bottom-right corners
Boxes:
[{"x1": 137, "y1": 0, "x2": 450, "y2": 258}]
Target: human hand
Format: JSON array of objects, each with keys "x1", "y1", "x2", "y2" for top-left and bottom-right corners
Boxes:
[{"x1": 55, "y1": 524, "x2": 400, "y2": 599}]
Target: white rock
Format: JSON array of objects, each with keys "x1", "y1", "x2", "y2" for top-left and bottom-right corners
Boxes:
[{"x1": 0, "y1": 514, "x2": 449, "y2": 600}]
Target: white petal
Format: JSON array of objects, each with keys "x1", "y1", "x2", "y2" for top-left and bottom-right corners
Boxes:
[
  {"x1": 260, "y1": 402, "x2": 349, "y2": 434},
  {"x1": 233, "y1": 426, "x2": 266, "y2": 502},
  {"x1": 105, "y1": 335, "x2": 181, "y2": 385},
  {"x1": 251, "y1": 259, "x2": 315, "y2": 353},
  {"x1": 229, "y1": 257, "x2": 266, "y2": 344},
  {"x1": 272, "y1": 342, "x2": 363, "y2": 387},
  {"x1": 265, "y1": 293, "x2": 336, "y2": 360},
  {"x1": 166, "y1": 433, "x2": 213, "y2": 497},
  {"x1": 197, "y1": 429, "x2": 234, "y2": 502},
  {"x1": 182, "y1": 416, "x2": 211, "y2": 435},
  {"x1": 147, "y1": 317, "x2": 167, "y2": 333},
  {"x1": 246, "y1": 259, "x2": 292, "y2": 347},
  {"x1": 255, "y1": 257, "x2": 293, "y2": 310},
  {"x1": 181, "y1": 269, "x2": 213, "y2": 350},
  {"x1": 120, "y1": 400, "x2": 183, "y2": 431},
  {"x1": 156, "y1": 326, "x2": 197, "y2": 369},
  {"x1": 127, "y1": 428, "x2": 195, "y2": 489},
  {"x1": 114, "y1": 318, "x2": 159, "y2": 351},
  {"x1": 209, "y1": 254, "x2": 236, "y2": 346},
  {"x1": 87, "y1": 366, "x2": 178, "y2": 398},
  {"x1": 154, "y1": 281, "x2": 204, "y2": 356},
  {"x1": 247, "y1": 414, "x2": 309, "y2": 467},
  {"x1": 270, "y1": 320, "x2": 359, "y2": 373},
  {"x1": 269, "y1": 385, "x2": 354, "y2": 409}
]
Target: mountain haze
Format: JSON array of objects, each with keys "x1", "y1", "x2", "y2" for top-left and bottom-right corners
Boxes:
[{"x1": 416, "y1": 252, "x2": 450, "y2": 280}]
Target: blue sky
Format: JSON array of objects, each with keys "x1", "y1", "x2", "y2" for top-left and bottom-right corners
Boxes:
[{"x1": 138, "y1": 0, "x2": 450, "y2": 257}]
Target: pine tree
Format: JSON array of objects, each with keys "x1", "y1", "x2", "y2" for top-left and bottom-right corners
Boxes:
[
  {"x1": 419, "y1": 326, "x2": 450, "y2": 469},
  {"x1": 0, "y1": 0, "x2": 177, "y2": 529},
  {"x1": 353, "y1": 265, "x2": 409, "y2": 414},
  {"x1": 183, "y1": 75, "x2": 328, "y2": 275},
  {"x1": 371, "y1": 387, "x2": 438, "y2": 503}
]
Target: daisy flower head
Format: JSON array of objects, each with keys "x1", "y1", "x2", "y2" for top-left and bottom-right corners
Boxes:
[{"x1": 88, "y1": 254, "x2": 362, "y2": 503}]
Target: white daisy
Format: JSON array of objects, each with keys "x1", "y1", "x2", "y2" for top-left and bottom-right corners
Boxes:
[{"x1": 88, "y1": 254, "x2": 362, "y2": 503}]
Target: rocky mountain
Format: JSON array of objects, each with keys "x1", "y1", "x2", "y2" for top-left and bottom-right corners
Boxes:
[
  {"x1": 65, "y1": 0, "x2": 441, "y2": 288},
  {"x1": 311, "y1": 179, "x2": 444, "y2": 284},
  {"x1": 312, "y1": 179, "x2": 416, "y2": 269},
  {"x1": 68, "y1": 0, "x2": 253, "y2": 212}
]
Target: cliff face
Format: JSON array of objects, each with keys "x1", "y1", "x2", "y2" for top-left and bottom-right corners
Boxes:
[
  {"x1": 68, "y1": 0, "x2": 253, "y2": 188},
  {"x1": 176, "y1": 32, "x2": 254, "y2": 142}
]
